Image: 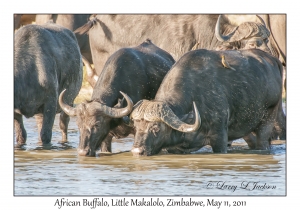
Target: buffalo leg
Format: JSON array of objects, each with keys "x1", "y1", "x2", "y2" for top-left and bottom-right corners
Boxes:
[
  {"x1": 255, "y1": 104, "x2": 285, "y2": 150},
  {"x1": 255, "y1": 109, "x2": 277, "y2": 150},
  {"x1": 273, "y1": 102, "x2": 286, "y2": 140},
  {"x1": 243, "y1": 133, "x2": 257, "y2": 149},
  {"x1": 255, "y1": 124, "x2": 272, "y2": 150},
  {"x1": 101, "y1": 133, "x2": 113, "y2": 153},
  {"x1": 210, "y1": 129, "x2": 228, "y2": 153},
  {"x1": 39, "y1": 100, "x2": 57, "y2": 144},
  {"x1": 245, "y1": 127, "x2": 272, "y2": 150},
  {"x1": 35, "y1": 114, "x2": 43, "y2": 135},
  {"x1": 227, "y1": 140, "x2": 233, "y2": 147},
  {"x1": 14, "y1": 112, "x2": 27, "y2": 146},
  {"x1": 59, "y1": 111, "x2": 70, "y2": 143}
]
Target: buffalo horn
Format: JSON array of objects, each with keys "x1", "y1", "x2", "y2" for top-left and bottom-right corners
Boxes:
[
  {"x1": 255, "y1": 15, "x2": 267, "y2": 26},
  {"x1": 216, "y1": 15, "x2": 271, "y2": 43},
  {"x1": 161, "y1": 102, "x2": 201, "y2": 133},
  {"x1": 59, "y1": 89, "x2": 77, "y2": 116},
  {"x1": 96, "y1": 91, "x2": 133, "y2": 118},
  {"x1": 215, "y1": 15, "x2": 235, "y2": 42}
]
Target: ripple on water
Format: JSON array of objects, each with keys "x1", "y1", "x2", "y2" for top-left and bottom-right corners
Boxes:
[{"x1": 14, "y1": 114, "x2": 286, "y2": 196}]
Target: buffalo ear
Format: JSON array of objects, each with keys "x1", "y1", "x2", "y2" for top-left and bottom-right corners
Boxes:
[
  {"x1": 114, "y1": 97, "x2": 126, "y2": 108},
  {"x1": 114, "y1": 98, "x2": 122, "y2": 108},
  {"x1": 180, "y1": 111, "x2": 195, "y2": 124},
  {"x1": 118, "y1": 99, "x2": 134, "y2": 126},
  {"x1": 122, "y1": 116, "x2": 134, "y2": 127},
  {"x1": 120, "y1": 97, "x2": 126, "y2": 107}
]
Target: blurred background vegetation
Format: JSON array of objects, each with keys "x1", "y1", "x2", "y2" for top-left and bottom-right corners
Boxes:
[{"x1": 74, "y1": 65, "x2": 93, "y2": 104}]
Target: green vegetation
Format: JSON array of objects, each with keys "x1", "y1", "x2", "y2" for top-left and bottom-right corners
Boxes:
[{"x1": 74, "y1": 66, "x2": 93, "y2": 104}]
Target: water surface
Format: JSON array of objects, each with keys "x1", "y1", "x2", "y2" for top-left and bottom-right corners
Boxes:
[{"x1": 14, "y1": 114, "x2": 286, "y2": 196}]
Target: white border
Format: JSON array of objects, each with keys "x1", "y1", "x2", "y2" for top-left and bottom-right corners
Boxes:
[{"x1": 4, "y1": 0, "x2": 297, "y2": 209}]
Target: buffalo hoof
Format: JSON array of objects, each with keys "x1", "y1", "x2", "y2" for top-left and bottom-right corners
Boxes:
[
  {"x1": 14, "y1": 143, "x2": 26, "y2": 150},
  {"x1": 58, "y1": 140, "x2": 68, "y2": 144},
  {"x1": 36, "y1": 142, "x2": 52, "y2": 150}
]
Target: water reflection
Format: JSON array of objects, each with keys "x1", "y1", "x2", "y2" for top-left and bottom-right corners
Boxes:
[{"x1": 14, "y1": 114, "x2": 286, "y2": 196}]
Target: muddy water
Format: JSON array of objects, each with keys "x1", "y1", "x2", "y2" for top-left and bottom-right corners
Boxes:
[{"x1": 14, "y1": 114, "x2": 286, "y2": 196}]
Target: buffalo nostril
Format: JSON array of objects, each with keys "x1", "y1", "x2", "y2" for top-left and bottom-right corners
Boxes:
[{"x1": 131, "y1": 147, "x2": 144, "y2": 156}]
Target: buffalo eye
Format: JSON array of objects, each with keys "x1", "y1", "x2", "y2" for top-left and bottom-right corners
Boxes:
[
  {"x1": 133, "y1": 119, "x2": 140, "y2": 128},
  {"x1": 94, "y1": 122, "x2": 101, "y2": 129},
  {"x1": 264, "y1": 38, "x2": 269, "y2": 44},
  {"x1": 248, "y1": 43, "x2": 256, "y2": 48},
  {"x1": 151, "y1": 124, "x2": 160, "y2": 137}
]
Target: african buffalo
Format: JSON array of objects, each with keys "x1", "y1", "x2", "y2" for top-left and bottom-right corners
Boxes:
[
  {"x1": 59, "y1": 39, "x2": 175, "y2": 156},
  {"x1": 35, "y1": 14, "x2": 92, "y2": 64},
  {"x1": 74, "y1": 14, "x2": 221, "y2": 85},
  {"x1": 75, "y1": 14, "x2": 286, "y2": 87},
  {"x1": 215, "y1": 14, "x2": 286, "y2": 66},
  {"x1": 14, "y1": 22, "x2": 83, "y2": 146},
  {"x1": 215, "y1": 14, "x2": 286, "y2": 90},
  {"x1": 130, "y1": 49, "x2": 286, "y2": 156}
]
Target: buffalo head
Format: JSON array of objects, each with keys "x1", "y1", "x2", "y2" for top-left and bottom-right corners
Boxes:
[
  {"x1": 59, "y1": 89, "x2": 133, "y2": 156},
  {"x1": 215, "y1": 15, "x2": 271, "y2": 54},
  {"x1": 130, "y1": 100, "x2": 201, "y2": 156}
]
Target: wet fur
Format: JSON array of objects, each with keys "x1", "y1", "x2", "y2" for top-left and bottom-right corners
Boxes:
[
  {"x1": 132, "y1": 49, "x2": 286, "y2": 155},
  {"x1": 76, "y1": 39, "x2": 175, "y2": 155},
  {"x1": 14, "y1": 23, "x2": 82, "y2": 144}
]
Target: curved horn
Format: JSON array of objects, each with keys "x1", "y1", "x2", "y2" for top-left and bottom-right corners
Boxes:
[
  {"x1": 59, "y1": 89, "x2": 77, "y2": 116},
  {"x1": 160, "y1": 102, "x2": 201, "y2": 133},
  {"x1": 82, "y1": 55, "x2": 98, "y2": 88},
  {"x1": 215, "y1": 15, "x2": 234, "y2": 42},
  {"x1": 215, "y1": 15, "x2": 270, "y2": 43},
  {"x1": 96, "y1": 91, "x2": 133, "y2": 118},
  {"x1": 256, "y1": 15, "x2": 267, "y2": 26}
]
